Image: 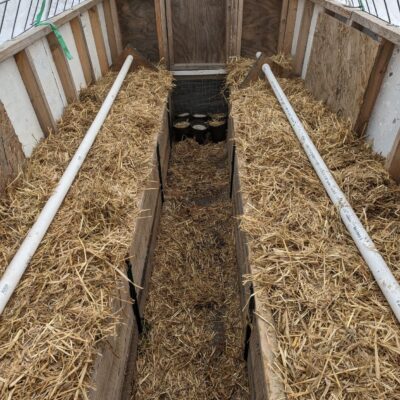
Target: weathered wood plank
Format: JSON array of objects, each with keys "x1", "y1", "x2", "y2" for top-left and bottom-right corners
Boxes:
[
  {"x1": 305, "y1": 12, "x2": 380, "y2": 127},
  {"x1": 387, "y1": 130, "x2": 400, "y2": 183},
  {"x1": 89, "y1": 6, "x2": 109, "y2": 76},
  {"x1": 97, "y1": 3, "x2": 113, "y2": 66},
  {"x1": 103, "y1": 0, "x2": 120, "y2": 64},
  {"x1": 0, "y1": 103, "x2": 25, "y2": 194},
  {"x1": 154, "y1": 0, "x2": 169, "y2": 63}
]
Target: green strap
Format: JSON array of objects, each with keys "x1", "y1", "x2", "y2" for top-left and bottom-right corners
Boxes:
[{"x1": 34, "y1": 0, "x2": 72, "y2": 60}]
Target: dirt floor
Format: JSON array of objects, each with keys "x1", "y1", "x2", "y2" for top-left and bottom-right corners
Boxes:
[{"x1": 134, "y1": 139, "x2": 249, "y2": 399}]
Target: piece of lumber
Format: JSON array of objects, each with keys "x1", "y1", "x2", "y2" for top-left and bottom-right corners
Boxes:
[
  {"x1": 14, "y1": 50, "x2": 56, "y2": 134},
  {"x1": 112, "y1": 45, "x2": 158, "y2": 72},
  {"x1": 0, "y1": 102, "x2": 25, "y2": 194},
  {"x1": 47, "y1": 31, "x2": 78, "y2": 103},
  {"x1": 278, "y1": 0, "x2": 290, "y2": 52},
  {"x1": 154, "y1": 0, "x2": 168, "y2": 62},
  {"x1": 387, "y1": 130, "x2": 400, "y2": 183},
  {"x1": 103, "y1": 0, "x2": 119, "y2": 64},
  {"x1": 88, "y1": 6, "x2": 109, "y2": 76},
  {"x1": 292, "y1": 0, "x2": 314, "y2": 75},
  {"x1": 70, "y1": 17, "x2": 95, "y2": 86},
  {"x1": 240, "y1": 53, "x2": 295, "y2": 88},
  {"x1": 354, "y1": 39, "x2": 394, "y2": 136}
]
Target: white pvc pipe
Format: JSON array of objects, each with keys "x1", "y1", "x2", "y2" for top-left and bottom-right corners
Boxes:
[
  {"x1": 0, "y1": 55, "x2": 134, "y2": 314},
  {"x1": 262, "y1": 63, "x2": 400, "y2": 323}
]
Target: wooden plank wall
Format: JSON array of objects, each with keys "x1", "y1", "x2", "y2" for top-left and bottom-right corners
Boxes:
[
  {"x1": 167, "y1": 0, "x2": 227, "y2": 66},
  {"x1": 241, "y1": 0, "x2": 282, "y2": 58},
  {"x1": 305, "y1": 12, "x2": 380, "y2": 127},
  {"x1": 116, "y1": 0, "x2": 159, "y2": 62}
]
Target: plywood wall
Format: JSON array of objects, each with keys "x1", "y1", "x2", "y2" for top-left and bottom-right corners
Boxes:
[
  {"x1": 116, "y1": 0, "x2": 159, "y2": 62},
  {"x1": 241, "y1": 0, "x2": 282, "y2": 57},
  {"x1": 305, "y1": 12, "x2": 380, "y2": 126}
]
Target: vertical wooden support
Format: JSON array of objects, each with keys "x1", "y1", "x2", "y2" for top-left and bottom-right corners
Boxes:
[
  {"x1": 387, "y1": 131, "x2": 400, "y2": 182},
  {"x1": 14, "y1": 50, "x2": 56, "y2": 134},
  {"x1": 88, "y1": 6, "x2": 109, "y2": 76},
  {"x1": 47, "y1": 32, "x2": 78, "y2": 103},
  {"x1": 279, "y1": 0, "x2": 300, "y2": 54},
  {"x1": 70, "y1": 16, "x2": 95, "y2": 86},
  {"x1": 103, "y1": 0, "x2": 119, "y2": 64},
  {"x1": 226, "y1": 0, "x2": 244, "y2": 58},
  {"x1": 292, "y1": 0, "x2": 314, "y2": 75},
  {"x1": 354, "y1": 39, "x2": 395, "y2": 135},
  {"x1": 0, "y1": 102, "x2": 25, "y2": 194},
  {"x1": 154, "y1": 0, "x2": 169, "y2": 63}
]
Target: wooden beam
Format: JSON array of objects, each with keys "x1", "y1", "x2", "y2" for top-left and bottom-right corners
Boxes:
[
  {"x1": 14, "y1": 50, "x2": 56, "y2": 134},
  {"x1": 0, "y1": 0, "x2": 103, "y2": 64},
  {"x1": 70, "y1": 16, "x2": 95, "y2": 86},
  {"x1": 111, "y1": 45, "x2": 158, "y2": 72},
  {"x1": 109, "y1": 0, "x2": 123, "y2": 55},
  {"x1": 278, "y1": 0, "x2": 290, "y2": 53},
  {"x1": 354, "y1": 39, "x2": 394, "y2": 136},
  {"x1": 47, "y1": 31, "x2": 78, "y2": 103},
  {"x1": 386, "y1": 130, "x2": 400, "y2": 182},
  {"x1": 88, "y1": 6, "x2": 109, "y2": 76},
  {"x1": 292, "y1": 0, "x2": 314, "y2": 76},
  {"x1": 154, "y1": 0, "x2": 169, "y2": 62},
  {"x1": 0, "y1": 102, "x2": 25, "y2": 194},
  {"x1": 103, "y1": 0, "x2": 119, "y2": 64},
  {"x1": 283, "y1": 0, "x2": 299, "y2": 54}
]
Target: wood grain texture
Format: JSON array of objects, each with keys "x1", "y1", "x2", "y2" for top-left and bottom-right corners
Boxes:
[
  {"x1": 387, "y1": 130, "x2": 400, "y2": 183},
  {"x1": 70, "y1": 17, "x2": 95, "y2": 86},
  {"x1": 15, "y1": 50, "x2": 56, "y2": 134},
  {"x1": 0, "y1": 103, "x2": 25, "y2": 194},
  {"x1": 88, "y1": 6, "x2": 109, "y2": 76},
  {"x1": 305, "y1": 12, "x2": 380, "y2": 127},
  {"x1": 354, "y1": 39, "x2": 394, "y2": 136},
  {"x1": 168, "y1": 0, "x2": 227, "y2": 65},
  {"x1": 292, "y1": 0, "x2": 314, "y2": 75},
  {"x1": 47, "y1": 32, "x2": 78, "y2": 103},
  {"x1": 241, "y1": 0, "x2": 281, "y2": 58},
  {"x1": 226, "y1": 0, "x2": 243, "y2": 57},
  {"x1": 116, "y1": 0, "x2": 159, "y2": 62},
  {"x1": 154, "y1": 0, "x2": 169, "y2": 63}
]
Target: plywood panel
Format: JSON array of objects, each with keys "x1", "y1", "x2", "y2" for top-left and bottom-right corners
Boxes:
[
  {"x1": 116, "y1": 0, "x2": 159, "y2": 62},
  {"x1": 80, "y1": 10, "x2": 102, "y2": 80},
  {"x1": 305, "y1": 12, "x2": 380, "y2": 127},
  {"x1": 59, "y1": 23, "x2": 87, "y2": 92},
  {"x1": 25, "y1": 39, "x2": 67, "y2": 123},
  {"x1": 0, "y1": 57, "x2": 44, "y2": 155},
  {"x1": 169, "y1": 0, "x2": 227, "y2": 65},
  {"x1": 0, "y1": 103, "x2": 25, "y2": 194},
  {"x1": 241, "y1": 0, "x2": 281, "y2": 58}
]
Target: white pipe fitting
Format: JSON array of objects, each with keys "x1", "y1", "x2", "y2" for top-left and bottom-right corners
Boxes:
[
  {"x1": 0, "y1": 55, "x2": 134, "y2": 314},
  {"x1": 262, "y1": 63, "x2": 400, "y2": 323}
]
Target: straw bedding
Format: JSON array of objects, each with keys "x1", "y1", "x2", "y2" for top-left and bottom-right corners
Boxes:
[
  {"x1": 135, "y1": 140, "x2": 249, "y2": 399},
  {"x1": 0, "y1": 68, "x2": 172, "y2": 399},
  {"x1": 228, "y1": 59, "x2": 400, "y2": 399}
]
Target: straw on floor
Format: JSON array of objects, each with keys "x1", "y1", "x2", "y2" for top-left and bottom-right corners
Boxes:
[
  {"x1": 228, "y1": 58, "x2": 400, "y2": 399},
  {"x1": 0, "y1": 68, "x2": 172, "y2": 399},
  {"x1": 135, "y1": 139, "x2": 249, "y2": 400}
]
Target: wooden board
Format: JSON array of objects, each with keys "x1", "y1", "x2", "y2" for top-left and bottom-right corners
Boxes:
[
  {"x1": 387, "y1": 130, "x2": 400, "y2": 183},
  {"x1": 167, "y1": 0, "x2": 227, "y2": 65},
  {"x1": 0, "y1": 103, "x2": 25, "y2": 194},
  {"x1": 305, "y1": 12, "x2": 380, "y2": 127},
  {"x1": 103, "y1": 0, "x2": 121, "y2": 64},
  {"x1": 80, "y1": 10, "x2": 103, "y2": 80},
  {"x1": 226, "y1": 0, "x2": 243, "y2": 57},
  {"x1": 59, "y1": 23, "x2": 87, "y2": 92},
  {"x1": 241, "y1": 0, "x2": 281, "y2": 58},
  {"x1": 97, "y1": 3, "x2": 113, "y2": 66},
  {"x1": 0, "y1": 57, "x2": 44, "y2": 155},
  {"x1": 25, "y1": 39, "x2": 67, "y2": 123},
  {"x1": 116, "y1": 0, "x2": 159, "y2": 62}
]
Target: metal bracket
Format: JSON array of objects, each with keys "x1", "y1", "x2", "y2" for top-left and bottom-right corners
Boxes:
[{"x1": 125, "y1": 259, "x2": 143, "y2": 334}]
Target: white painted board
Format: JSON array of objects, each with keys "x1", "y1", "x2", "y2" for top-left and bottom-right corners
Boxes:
[
  {"x1": 0, "y1": 58, "x2": 44, "y2": 157},
  {"x1": 80, "y1": 11, "x2": 102, "y2": 80},
  {"x1": 59, "y1": 22, "x2": 87, "y2": 92},
  {"x1": 97, "y1": 3, "x2": 112, "y2": 66},
  {"x1": 366, "y1": 45, "x2": 400, "y2": 157},
  {"x1": 26, "y1": 38, "x2": 67, "y2": 122}
]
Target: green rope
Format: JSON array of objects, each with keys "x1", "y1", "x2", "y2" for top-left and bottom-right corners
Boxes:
[
  {"x1": 34, "y1": 0, "x2": 72, "y2": 60},
  {"x1": 358, "y1": 0, "x2": 364, "y2": 11}
]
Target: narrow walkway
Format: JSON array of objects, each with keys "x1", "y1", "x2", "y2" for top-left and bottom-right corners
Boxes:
[{"x1": 135, "y1": 140, "x2": 249, "y2": 399}]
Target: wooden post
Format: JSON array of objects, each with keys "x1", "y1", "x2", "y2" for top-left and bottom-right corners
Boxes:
[
  {"x1": 387, "y1": 130, "x2": 400, "y2": 182},
  {"x1": 278, "y1": 0, "x2": 290, "y2": 52},
  {"x1": 47, "y1": 31, "x2": 78, "y2": 103},
  {"x1": 292, "y1": 0, "x2": 314, "y2": 75},
  {"x1": 354, "y1": 39, "x2": 394, "y2": 135},
  {"x1": 14, "y1": 50, "x2": 56, "y2": 134},
  {"x1": 154, "y1": 0, "x2": 169, "y2": 63},
  {"x1": 70, "y1": 17, "x2": 95, "y2": 86},
  {"x1": 103, "y1": 0, "x2": 119, "y2": 64},
  {"x1": 0, "y1": 102, "x2": 25, "y2": 194},
  {"x1": 88, "y1": 6, "x2": 109, "y2": 76}
]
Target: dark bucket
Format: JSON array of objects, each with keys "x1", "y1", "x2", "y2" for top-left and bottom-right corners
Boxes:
[
  {"x1": 192, "y1": 123, "x2": 208, "y2": 145},
  {"x1": 175, "y1": 112, "x2": 191, "y2": 123},
  {"x1": 173, "y1": 121, "x2": 191, "y2": 141},
  {"x1": 209, "y1": 119, "x2": 227, "y2": 143}
]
